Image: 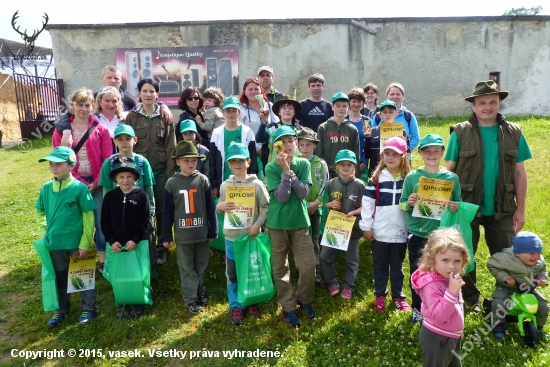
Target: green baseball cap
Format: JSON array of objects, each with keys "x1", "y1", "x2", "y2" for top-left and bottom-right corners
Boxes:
[
  {"x1": 222, "y1": 96, "x2": 241, "y2": 110},
  {"x1": 272, "y1": 125, "x2": 296, "y2": 144},
  {"x1": 418, "y1": 134, "x2": 445, "y2": 151},
  {"x1": 180, "y1": 119, "x2": 198, "y2": 134},
  {"x1": 225, "y1": 143, "x2": 250, "y2": 161},
  {"x1": 379, "y1": 100, "x2": 397, "y2": 110},
  {"x1": 332, "y1": 92, "x2": 349, "y2": 104},
  {"x1": 334, "y1": 149, "x2": 357, "y2": 165},
  {"x1": 39, "y1": 146, "x2": 77, "y2": 165},
  {"x1": 114, "y1": 124, "x2": 136, "y2": 138}
]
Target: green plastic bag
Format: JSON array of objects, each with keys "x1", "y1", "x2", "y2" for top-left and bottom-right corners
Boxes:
[
  {"x1": 439, "y1": 202, "x2": 479, "y2": 273},
  {"x1": 103, "y1": 240, "x2": 153, "y2": 306},
  {"x1": 234, "y1": 233, "x2": 275, "y2": 307},
  {"x1": 32, "y1": 238, "x2": 59, "y2": 311},
  {"x1": 209, "y1": 197, "x2": 226, "y2": 251}
]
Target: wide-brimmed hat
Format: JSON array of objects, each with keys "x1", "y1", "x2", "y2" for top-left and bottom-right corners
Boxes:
[
  {"x1": 465, "y1": 80, "x2": 508, "y2": 102},
  {"x1": 109, "y1": 156, "x2": 140, "y2": 181},
  {"x1": 172, "y1": 141, "x2": 206, "y2": 160},
  {"x1": 296, "y1": 127, "x2": 319, "y2": 143},
  {"x1": 180, "y1": 119, "x2": 198, "y2": 134},
  {"x1": 225, "y1": 143, "x2": 250, "y2": 161},
  {"x1": 335, "y1": 149, "x2": 357, "y2": 165},
  {"x1": 39, "y1": 146, "x2": 77, "y2": 165},
  {"x1": 272, "y1": 95, "x2": 302, "y2": 117}
]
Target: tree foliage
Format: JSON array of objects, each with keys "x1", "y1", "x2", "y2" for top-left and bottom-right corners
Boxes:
[{"x1": 503, "y1": 6, "x2": 543, "y2": 16}]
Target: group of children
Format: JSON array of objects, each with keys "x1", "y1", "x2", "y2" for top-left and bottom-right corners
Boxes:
[{"x1": 36, "y1": 86, "x2": 546, "y2": 366}]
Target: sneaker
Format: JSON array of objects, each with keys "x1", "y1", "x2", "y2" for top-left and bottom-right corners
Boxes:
[
  {"x1": 393, "y1": 298, "x2": 412, "y2": 312},
  {"x1": 126, "y1": 306, "x2": 144, "y2": 319},
  {"x1": 327, "y1": 285, "x2": 339, "y2": 296},
  {"x1": 198, "y1": 294, "x2": 209, "y2": 307},
  {"x1": 47, "y1": 313, "x2": 67, "y2": 327},
  {"x1": 97, "y1": 262, "x2": 104, "y2": 274},
  {"x1": 341, "y1": 288, "x2": 353, "y2": 300},
  {"x1": 246, "y1": 304, "x2": 261, "y2": 318},
  {"x1": 465, "y1": 301, "x2": 482, "y2": 313},
  {"x1": 493, "y1": 324, "x2": 506, "y2": 339},
  {"x1": 186, "y1": 302, "x2": 203, "y2": 315},
  {"x1": 298, "y1": 301, "x2": 316, "y2": 319},
  {"x1": 77, "y1": 310, "x2": 95, "y2": 324},
  {"x1": 116, "y1": 307, "x2": 128, "y2": 319},
  {"x1": 281, "y1": 310, "x2": 300, "y2": 327},
  {"x1": 411, "y1": 308, "x2": 424, "y2": 325},
  {"x1": 231, "y1": 308, "x2": 244, "y2": 325},
  {"x1": 315, "y1": 272, "x2": 322, "y2": 285},
  {"x1": 374, "y1": 296, "x2": 386, "y2": 313},
  {"x1": 157, "y1": 251, "x2": 167, "y2": 265}
]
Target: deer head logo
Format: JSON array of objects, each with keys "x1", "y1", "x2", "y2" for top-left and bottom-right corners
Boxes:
[{"x1": 11, "y1": 11, "x2": 49, "y2": 54}]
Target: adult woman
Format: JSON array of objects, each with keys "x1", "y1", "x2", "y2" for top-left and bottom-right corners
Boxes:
[
  {"x1": 52, "y1": 88, "x2": 112, "y2": 271},
  {"x1": 385, "y1": 82, "x2": 420, "y2": 151},
  {"x1": 176, "y1": 87, "x2": 206, "y2": 144},
  {"x1": 125, "y1": 78, "x2": 176, "y2": 265},
  {"x1": 92, "y1": 86, "x2": 126, "y2": 138},
  {"x1": 360, "y1": 83, "x2": 380, "y2": 121},
  {"x1": 239, "y1": 77, "x2": 278, "y2": 153}
]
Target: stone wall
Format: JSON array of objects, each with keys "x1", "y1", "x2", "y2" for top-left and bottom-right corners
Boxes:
[{"x1": 47, "y1": 17, "x2": 550, "y2": 117}]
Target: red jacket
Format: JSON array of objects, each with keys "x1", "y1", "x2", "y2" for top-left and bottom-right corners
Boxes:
[{"x1": 52, "y1": 115, "x2": 112, "y2": 187}]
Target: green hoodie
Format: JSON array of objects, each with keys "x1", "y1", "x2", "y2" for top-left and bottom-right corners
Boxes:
[{"x1": 399, "y1": 166, "x2": 461, "y2": 238}]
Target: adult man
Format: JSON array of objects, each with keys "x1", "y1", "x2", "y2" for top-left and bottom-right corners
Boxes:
[
  {"x1": 297, "y1": 73, "x2": 333, "y2": 133},
  {"x1": 444, "y1": 80, "x2": 532, "y2": 311},
  {"x1": 257, "y1": 66, "x2": 284, "y2": 103}
]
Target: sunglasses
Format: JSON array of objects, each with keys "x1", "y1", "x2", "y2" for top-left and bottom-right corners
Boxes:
[{"x1": 187, "y1": 97, "x2": 200, "y2": 101}]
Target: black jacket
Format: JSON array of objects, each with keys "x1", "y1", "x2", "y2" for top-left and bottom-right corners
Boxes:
[{"x1": 101, "y1": 187, "x2": 151, "y2": 246}]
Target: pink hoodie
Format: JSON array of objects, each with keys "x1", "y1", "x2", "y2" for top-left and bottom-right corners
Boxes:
[{"x1": 411, "y1": 269, "x2": 464, "y2": 339}]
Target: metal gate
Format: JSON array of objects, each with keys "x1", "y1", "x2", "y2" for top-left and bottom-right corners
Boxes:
[{"x1": 13, "y1": 72, "x2": 65, "y2": 139}]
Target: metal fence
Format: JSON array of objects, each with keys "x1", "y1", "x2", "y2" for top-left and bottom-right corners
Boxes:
[{"x1": 13, "y1": 72, "x2": 65, "y2": 139}]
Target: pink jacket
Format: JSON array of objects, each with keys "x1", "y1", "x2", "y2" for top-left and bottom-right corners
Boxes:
[
  {"x1": 52, "y1": 115, "x2": 112, "y2": 187},
  {"x1": 411, "y1": 269, "x2": 464, "y2": 339}
]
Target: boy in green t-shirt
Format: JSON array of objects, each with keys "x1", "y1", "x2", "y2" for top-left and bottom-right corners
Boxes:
[
  {"x1": 265, "y1": 126, "x2": 317, "y2": 328},
  {"x1": 35, "y1": 147, "x2": 97, "y2": 327},
  {"x1": 98, "y1": 124, "x2": 156, "y2": 275},
  {"x1": 399, "y1": 134, "x2": 461, "y2": 322},
  {"x1": 297, "y1": 127, "x2": 329, "y2": 284}
]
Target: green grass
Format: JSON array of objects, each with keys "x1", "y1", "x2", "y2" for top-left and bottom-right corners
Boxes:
[{"x1": 0, "y1": 115, "x2": 549, "y2": 366}]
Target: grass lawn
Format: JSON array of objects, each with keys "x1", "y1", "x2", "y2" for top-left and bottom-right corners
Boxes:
[{"x1": 0, "y1": 115, "x2": 549, "y2": 366}]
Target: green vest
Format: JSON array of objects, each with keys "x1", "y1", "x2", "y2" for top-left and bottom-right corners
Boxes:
[{"x1": 450, "y1": 113, "x2": 522, "y2": 219}]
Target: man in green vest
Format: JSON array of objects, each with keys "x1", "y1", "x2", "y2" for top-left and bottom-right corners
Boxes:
[{"x1": 444, "y1": 80, "x2": 532, "y2": 312}]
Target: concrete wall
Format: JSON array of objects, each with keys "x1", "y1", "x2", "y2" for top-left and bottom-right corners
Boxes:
[{"x1": 47, "y1": 17, "x2": 550, "y2": 117}]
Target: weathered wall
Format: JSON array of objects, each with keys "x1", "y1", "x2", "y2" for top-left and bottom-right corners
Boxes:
[{"x1": 48, "y1": 17, "x2": 550, "y2": 117}]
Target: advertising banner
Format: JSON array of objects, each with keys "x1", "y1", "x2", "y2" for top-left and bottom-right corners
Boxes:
[{"x1": 116, "y1": 46, "x2": 239, "y2": 106}]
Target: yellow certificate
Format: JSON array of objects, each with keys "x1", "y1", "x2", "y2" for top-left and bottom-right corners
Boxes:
[
  {"x1": 380, "y1": 122, "x2": 404, "y2": 152},
  {"x1": 412, "y1": 177, "x2": 454, "y2": 220},
  {"x1": 67, "y1": 250, "x2": 97, "y2": 293},
  {"x1": 224, "y1": 186, "x2": 255, "y2": 229},
  {"x1": 321, "y1": 210, "x2": 356, "y2": 251}
]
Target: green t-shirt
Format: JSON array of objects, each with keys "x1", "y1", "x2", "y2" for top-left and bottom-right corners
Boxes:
[
  {"x1": 445, "y1": 128, "x2": 532, "y2": 215},
  {"x1": 35, "y1": 179, "x2": 96, "y2": 251},
  {"x1": 223, "y1": 126, "x2": 243, "y2": 181},
  {"x1": 265, "y1": 157, "x2": 312, "y2": 230},
  {"x1": 98, "y1": 154, "x2": 155, "y2": 191}
]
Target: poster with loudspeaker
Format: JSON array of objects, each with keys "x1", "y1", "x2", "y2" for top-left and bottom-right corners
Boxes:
[{"x1": 116, "y1": 46, "x2": 239, "y2": 107}]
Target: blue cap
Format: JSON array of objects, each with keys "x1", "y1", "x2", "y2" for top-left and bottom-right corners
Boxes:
[{"x1": 513, "y1": 231, "x2": 543, "y2": 254}]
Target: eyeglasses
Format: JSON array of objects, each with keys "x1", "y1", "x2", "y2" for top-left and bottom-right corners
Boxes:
[
  {"x1": 244, "y1": 77, "x2": 260, "y2": 85},
  {"x1": 187, "y1": 97, "x2": 200, "y2": 101}
]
